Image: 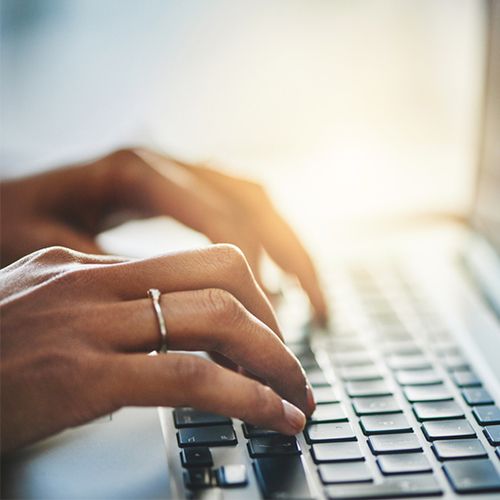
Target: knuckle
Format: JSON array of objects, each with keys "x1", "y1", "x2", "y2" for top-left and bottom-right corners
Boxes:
[
  {"x1": 205, "y1": 288, "x2": 246, "y2": 329},
  {"x1": 247, "y1": 180, "x2": 267, "y2": 197},
  {"x1": 244, "y1": 180, "x2": 270, "y2": 207},
  {"x1": 212, "y1": 243, "x2": 251, "y2": 278},
  {"x1": 107, "y1": 148, "x2": 140, "y2": 168},
  {"x1": 106, "y1": 148, "x2": 146, "y2": 186},
  {"x1": 33, "y1": 246, "x2": 77, "y2": 265}
]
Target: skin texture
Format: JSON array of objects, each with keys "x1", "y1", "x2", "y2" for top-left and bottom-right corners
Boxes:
[
  {"x1": 0, "y1": 245, "x2": 315, "y2": 453},
  {"x1": 0, "y1": 149, "x2": 325, "y2": 453}
]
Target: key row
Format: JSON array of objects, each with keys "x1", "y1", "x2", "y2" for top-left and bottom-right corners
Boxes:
[
  {"x1": 310, "y1": 433, "x2": 492, "y2": 460},
  {"x1": 305, "y1": 417, "x2": 500, "y2": 448},
  {"x1": 312, "y1": 391, "x2": 500, "y2": 424}
]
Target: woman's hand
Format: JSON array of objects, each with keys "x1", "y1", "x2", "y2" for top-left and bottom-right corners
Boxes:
[
  {"x1": 0, "y1": 148, "x2": 327, "y2": 321},
  {"x1": 0, "y1": 244, "x2": 315, "y2": 453}
]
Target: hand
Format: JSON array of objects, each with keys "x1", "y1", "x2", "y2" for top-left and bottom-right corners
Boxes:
[
  {"x1": 0, "y1": 148, "x2": 327, "y2": 321},
  {"x1": 0, "y1": 244, "x2": 315, "y2": 453}
]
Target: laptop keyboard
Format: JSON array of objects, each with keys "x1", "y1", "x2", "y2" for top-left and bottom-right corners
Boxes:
[{"x1": 170, "y1": 263, "x2": 500, "y2": 498}]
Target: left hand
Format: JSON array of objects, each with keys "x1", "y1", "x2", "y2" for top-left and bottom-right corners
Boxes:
[{"x1": 0, "y1": 148, "x2": 327, "y2": 321}]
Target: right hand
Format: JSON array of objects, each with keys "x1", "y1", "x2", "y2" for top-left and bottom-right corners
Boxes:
[
  {"x1": 0, "y1": 148, "x2": 327, "y2": 322},
  {"x1": 0, "y1": 244, "x2": 315, "y2": 453}
]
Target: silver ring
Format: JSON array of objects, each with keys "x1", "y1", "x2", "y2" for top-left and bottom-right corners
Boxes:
[{"x1": 147, "y1": 288, "x2": 168, "y2": 353}]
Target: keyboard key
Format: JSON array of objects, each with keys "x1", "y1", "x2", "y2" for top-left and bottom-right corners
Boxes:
[
  {"x1": 374, "y1": 327, "x2": 411, "y2": 342},
  {"x1": 307, "y1": 367, "x2": 331, "y2": 387},
  {"x1": 180, "y1": 447, "x2": 213, "y2": 467},
  {"x1": 339, "y1": 365, "x2": 383, "y2": 382},
  {"x1": 387, "y1": 354, "x2": 431, "y2": 371},
  {"x1": 443, "y1": 459, "x2": 500, "y2": 493},
  {"x1": 247, "y1": 435, "x2": 300, "y2": 457},
  {"x1": 434, "y1": 343, "x2": 460, "y2": 357},
  {"x1": 394, "y1": 369, "x2": 441, "y2": 386},
  {"x1": 473, "y1": 405, "x2": 500, "y2": 425},
  {"x1": 360, "y1": 414, "x2": 412, "y2": 435},
  {"x1": 403, "y1": 384, "x2": 453, "y2": 403},
  {"x1": 318, "y1": 462, "x2": 372, "y2": 484},
  {"x1": 377, "y1": 453, "x2": 432, "y2": 475},
  {"x1": 216, "y1": 465, "x2": 248, "y2": 487},
  {"x1": 253, "y1": 456, "x2": 312, "y2": 499},
  {"x1": 462, "y1": 387, "x2": 494, "y2": 406},
  {"x1": 305, "y1": 422, "x2": 356, "y2": 443},
  {"x1": 330, "y1": 351, "x2": 373, "y2": 367},
  {"x1": 382, "y1": 340, "x2": 422, "y2": 356},
  {"x1": 432, "y1": 439, "x2": 487, "y2": 460},
  {"x1": 298, "y1": 355, "x2": 319, "y2": 370},
  {"x1": 413, "y1": 401, "x2": 464, "y2": 421},
  {"x1": 242, "y1": 423, "x2": 279, "y2": 438},
  {"x1": 325, "y1": 474, "x2": 442, "y2": 499},
  {"x1": 368, "y1": 433, "x2": 422, "y2": 454},
  {"x1": 177, "y1": 425, "x2": 237, "y2": 447},
  {"x1": 310, "y1": 403, "x2": 348, "y2": 423},
  {"x1": 484, "y1": 425, "x2": 500, "y2": 445},
  {"x1": 346, "y1": 380, "x2": 392, "y2": 397},
  {"x1": 173, "y1": 407, "x2": 231, "y2": 427},
  {"x1": 183, "y1": 468, "x2": 213, "y2": 489},
  {"x1": 451, "y1": 370, "x2": 481, "y2": 387},
  {"x1": 422, "y1": 419, "x2": 476, "y2": 441},
  {"x1": 311, "y1": 442, "x2": 364, "y2": 463},
  {"x1": 296, "y1": 351, "x2": 319, "y2": 370},
  {"x1": 289, "y1": 342, "x2": 312, "y2": 357},
  {"x1": 314, "y1": 385, "x2": 341, "y2": 404},
  {"x1": 372, "y1": 312, "x2": 405, "y2": 328},
  {"x1": 496, "y1": 447, "x2": 500, "y2": 459},
  {"x1": 352, "y1": 396, "x2": 401, "y2": 415},
  {"x1": 442, "y1": 353, "x2": 469, "y2": 371},
  {"x1": 328, "y1": 338, "x2": 366, "y2": 353}
]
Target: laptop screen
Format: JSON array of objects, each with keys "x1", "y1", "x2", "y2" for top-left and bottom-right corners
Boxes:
[{"x1": 472, "y1": 1, "x2": 500, "y2": 255}]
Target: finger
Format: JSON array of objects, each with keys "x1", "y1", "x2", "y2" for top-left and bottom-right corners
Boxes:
[
  {"x1": 173, "y1": 163, "x2": 328, "y2": 321},
  {"x1": 258, "y1": 212, "x2": 328, "y2": 323},
  {"x1": 100, "y1": 244, "x2": 284, "y2": 340},
  {"x1": 109, "y1": 353, "x2": 306, "y2": 435},
  {"x1": 90, "y1": 288, "x2": 314, "y2": 414}
]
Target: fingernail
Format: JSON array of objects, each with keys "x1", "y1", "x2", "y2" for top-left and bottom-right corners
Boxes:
[
  {"x1": 282, "y1": 399, "x2": 306, "y2": 431},
  {"x1": 306, "y1": 384, "x2": 316, "y2": 415}
]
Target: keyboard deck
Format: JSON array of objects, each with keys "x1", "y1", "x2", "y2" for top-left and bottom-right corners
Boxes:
[{"x1": 163, "y1": 264, "x2": 500, "y2": 499}]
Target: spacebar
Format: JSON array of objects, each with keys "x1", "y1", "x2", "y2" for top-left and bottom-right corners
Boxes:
[
  {"x1": 326, "y1": 475, "x2": 442, "y2": 499},
  {"x1": 253, "y1": 456, "x2": 313, "y2": 499}
]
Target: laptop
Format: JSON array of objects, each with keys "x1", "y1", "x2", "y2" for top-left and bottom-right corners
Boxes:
[{"x1": 2, "y1": 2, "x2": 500, "y2": 499}]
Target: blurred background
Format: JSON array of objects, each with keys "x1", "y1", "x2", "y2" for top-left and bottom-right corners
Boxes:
[{"x1": 0, "y1": 0, "x2": 488, "y2": 256}]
